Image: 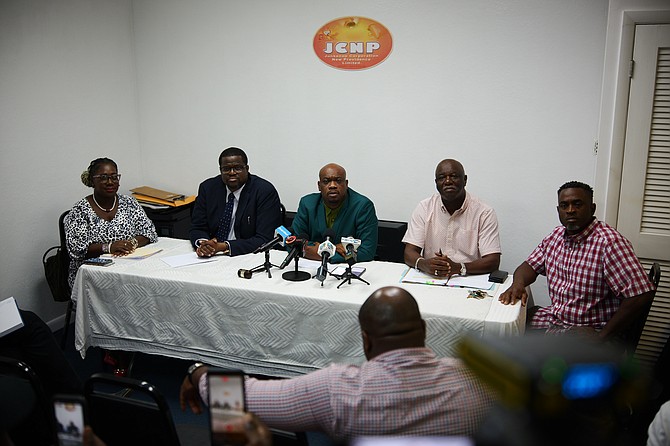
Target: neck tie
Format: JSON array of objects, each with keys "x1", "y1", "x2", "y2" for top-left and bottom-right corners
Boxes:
[{"x1": 216, "y1": 192, "x2": 235, "y2": 241}]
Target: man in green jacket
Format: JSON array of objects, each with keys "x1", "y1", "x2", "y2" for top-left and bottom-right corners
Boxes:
[{"x1": 292, "y1": 163, "x2": 378, "y2": 263}]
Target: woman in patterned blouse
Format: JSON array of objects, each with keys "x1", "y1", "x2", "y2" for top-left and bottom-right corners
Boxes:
[
  {"x1": 64, "y1": 157, "x2": 158, "y2": 289},
  {"x1": 64, "y1": 157, "x2": 158, "y2": 376}
]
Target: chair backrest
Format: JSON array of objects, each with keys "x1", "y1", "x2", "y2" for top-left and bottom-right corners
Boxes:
[
  {"x1": 58, "y1": 210, "x2": 71, "y2": 273},
  {"x1": 619, "y1": 263, "x2": 662, "y2": 352},
  {"x1": 43, "y1": 210, "x2": 72, "y2": 303},
  {"x1": 85, "y1": 373, "x2": 181, "y2": 446},
  {"x1": 0, "y1": 356, "x2": 56, "y2": 445},
  {"x1": 280, "y1": 203, "x2": 287, "y2": 228},
  {"x1": 649, "y1": 262, "x2": 661, "y2": 289}
]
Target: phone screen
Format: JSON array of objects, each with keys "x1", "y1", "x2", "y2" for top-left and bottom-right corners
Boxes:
[
  {"x1": 84, "y1": 258, "x2": 113, "y2": 266},
  {"x1": 53, "y1": 397, "x2": 86, "y2": 446},
  {"x1": 208, "y1": 370, "x2": 246, "y2": 446}
]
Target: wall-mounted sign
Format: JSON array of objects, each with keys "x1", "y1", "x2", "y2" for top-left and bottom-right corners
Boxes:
[{"x1": 313, "y1": 17, "x2": 392, "y2": 70}]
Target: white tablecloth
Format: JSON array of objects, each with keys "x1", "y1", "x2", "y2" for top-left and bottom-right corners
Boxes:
[{"x1": 74, "y1": 238, "x2": 525, "y2": 377}]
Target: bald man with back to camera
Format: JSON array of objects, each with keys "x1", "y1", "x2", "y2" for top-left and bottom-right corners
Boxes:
[{"x1": 180, "y1": 286, "x2": 495, "y2": 441}]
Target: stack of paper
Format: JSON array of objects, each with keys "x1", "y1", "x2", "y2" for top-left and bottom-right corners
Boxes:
[
  {"x1": 401, "y1": 268, "x2": 494, "y2": 290},
  {"x1": 131, "y1": 186, "x2": 195, "y2": 208},
  {"x1": 0, "y1": 297, "x2": 24, "y2": 338},
  {"x1": 102, "y1": 246, "x2": 163, "y2": 260}
]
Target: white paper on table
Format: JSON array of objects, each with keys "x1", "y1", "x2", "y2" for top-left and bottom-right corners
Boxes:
[
  {"x1": 401, "y1": 268, "x2": 494, "y2": 290},
  {"x1": 101, "y1": 246, "x2": 163, "y2": 260},
  {"x1": 161, "y1": 252, "x2": 220, "y2": 268},
  {"x1": 0, "y1": 296, "x2": 24, "y2": 338},
  {"x1": 297, "y1": 258, "x2": 321, "y2": 271}
]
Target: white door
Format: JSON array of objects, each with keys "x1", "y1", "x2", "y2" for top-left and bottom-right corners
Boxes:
[{"x1": 617, "y1": 24, "x2": 670, "y2": 367}]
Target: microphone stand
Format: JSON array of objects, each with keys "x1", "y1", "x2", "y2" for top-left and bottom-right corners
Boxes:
[
  {"x1": 334, "y1": 257, "x2": 370, "y2": 288},
  {"x1": 282, "y1": 243, "x2": 311, "y2": 282},
  {"x1": 248, "y1": 249, "x2": 278, "y2": 278}
]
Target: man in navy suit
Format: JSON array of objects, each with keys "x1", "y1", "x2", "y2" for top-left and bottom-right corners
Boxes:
[{"x1": 189, "y1": 147, "x2": 282, "y2": 257}]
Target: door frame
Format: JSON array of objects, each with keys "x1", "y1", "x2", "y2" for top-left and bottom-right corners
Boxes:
[{"x1": 595, "y1": 4, "x2": 670, "y2": 227}]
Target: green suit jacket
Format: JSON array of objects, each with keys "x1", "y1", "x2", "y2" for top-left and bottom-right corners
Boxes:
[{"x1": 292, "y1": 188, "x2": 378, "y2": 263}]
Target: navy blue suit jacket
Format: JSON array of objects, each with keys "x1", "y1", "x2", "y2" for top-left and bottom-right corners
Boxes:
[{"x1": 189, "y1": 174, "x2": 282, "y2": 256}]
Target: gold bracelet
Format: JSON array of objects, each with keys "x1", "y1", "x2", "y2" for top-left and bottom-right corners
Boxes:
[{"x1": 414, "y1": 257, "x2": 424, "y2": 270}]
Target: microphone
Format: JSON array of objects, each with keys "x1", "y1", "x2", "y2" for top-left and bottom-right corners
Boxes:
[
  {"x1": 252, "y1": 226, "x2": 292, "y2": 254},
  {"x1": 237, "y1": 269, "x2": 253, "y2": 279},
  {"x1": 279, "y1": 233, "x2": 308, "y2": 269},
  {"x1": 315, "y1": 229, "x2": 336, "y2": 282},
  {"x1": 341, "y1": 236, "x2": 361, "y2": 266}
]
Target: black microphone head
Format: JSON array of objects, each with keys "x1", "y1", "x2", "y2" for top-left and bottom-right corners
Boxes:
[
  {"x1": 323, "y1": 228, "x2": 336, "y2": 240},
  {"x1": 298, "y1": 233, "x2": 309, "y2": 244}
]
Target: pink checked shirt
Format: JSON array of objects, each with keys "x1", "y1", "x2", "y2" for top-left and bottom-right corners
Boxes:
[
  {"x1": 526, "y1": 218, "x2": 654, "y2": 330},
  {"x1": 199, "y1": 348, "x2": 494, "y2": 441},
  {"x1": 402, "y1": 192, "x2": 501, "y2": 262}
]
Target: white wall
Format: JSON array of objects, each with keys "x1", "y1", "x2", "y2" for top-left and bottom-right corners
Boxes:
[
  {"x1": 134, "y1": 0, "x2": 609, "y2": 305},
  {"x1": 0, "y1": 0, "x2": 139, "y2": 320},
  {"x1": 1, "y1": 0, "x2": 612, "y2": 322}
]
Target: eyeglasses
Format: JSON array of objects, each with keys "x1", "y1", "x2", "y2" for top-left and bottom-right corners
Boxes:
[
  {"x1": 92, "y1": 174, "x2": 121, "y2": 183},
  {"x1": 219, "y1": 165, "x2": 246, "y2": 174}
]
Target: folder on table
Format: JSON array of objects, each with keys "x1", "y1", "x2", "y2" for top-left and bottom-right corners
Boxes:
[{"x1": 131, "y1": 186, "x2": 195, "y2": 208}]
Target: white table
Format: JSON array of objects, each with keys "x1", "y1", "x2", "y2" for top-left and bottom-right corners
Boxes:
[{"x1": 74, "y1": 238, "x2": 525, "y2": 377}]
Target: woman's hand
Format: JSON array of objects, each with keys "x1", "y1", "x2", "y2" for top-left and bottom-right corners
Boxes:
[{"x1": 110, "y1": 238, "x2": 137, "y2": 256}]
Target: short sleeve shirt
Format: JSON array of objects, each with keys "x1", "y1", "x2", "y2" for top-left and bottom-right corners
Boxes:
[
  {"x1": 402, "y1": 192, "x2": 501, "y2": 262},
  {"x1": 526, "y1": 218, "x2": 654, "y2": 329}
]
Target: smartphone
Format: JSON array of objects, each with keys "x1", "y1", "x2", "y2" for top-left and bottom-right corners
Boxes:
[
  {"x1": 488, "y1": 269, "x2": 509, "y2": 283},
  {"x1": 53, "y1": 394, "x2": 88, "y2": 446},
  {"x1": 83, "y1": 257, "x2": 113, "y2": 266},
  {"x1": 208, "y1": 368, "x2": 247, "y2": 446}
]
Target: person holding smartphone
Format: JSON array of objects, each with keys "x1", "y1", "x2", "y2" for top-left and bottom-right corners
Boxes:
[
  {"x1": 180, "y1": 286, "x2": 495, "y2": 442},
  {"x1": 52, "y1": 396, "x2": 108, "y2": 446}
]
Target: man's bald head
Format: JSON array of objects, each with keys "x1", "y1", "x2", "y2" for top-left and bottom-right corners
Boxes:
[
  {"x1": 359, "y1": 287, "x2": 426, "y2": 359},
  {"x1": 318, "y1": 163, "x2": 348, "y2": 209}
]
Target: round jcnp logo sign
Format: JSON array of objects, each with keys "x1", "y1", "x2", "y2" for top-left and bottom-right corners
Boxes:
[{"x1": 313, "y1": 17, "x2": 392, "y2": 70}]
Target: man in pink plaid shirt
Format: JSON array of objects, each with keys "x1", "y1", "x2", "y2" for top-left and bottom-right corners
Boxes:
[
  {"x1": 499, "y1": 181, "x2": 655, "y2": 339},
  {"x1": 180, "y1": 286, "x2": 495, "y2": 441}
]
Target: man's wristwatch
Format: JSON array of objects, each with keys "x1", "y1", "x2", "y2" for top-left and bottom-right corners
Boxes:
[
  {"x1": 187, "y1": 362, "x2": 205, "y2": 385},
  {"x1": 460, "y1": 263, "x2": 467, "y2": 276}
]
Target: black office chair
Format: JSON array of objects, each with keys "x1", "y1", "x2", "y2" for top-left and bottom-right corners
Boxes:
[
  {"x1": 42, "y1": 210, "x2": 74, "y2": 349},
  {"x1": 620, "y1": 262, "x2": 661, "y2": 353},
  {"x1": 0, "y1": 356, "x2": 56, "y2": 445},
  {"x1": 85, "y1": 373, "x2": 185, "y2": 446},
  {"x1": 649, "y1": 262, "x2": 661, "y2": 289},
  {"x1": 280, "y1": 202, "x2": 287, "y2": 228}
]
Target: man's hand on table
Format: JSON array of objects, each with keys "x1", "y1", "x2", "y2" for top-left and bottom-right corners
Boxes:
[
  {"x1": 498, "y1": 282, "x2": 527, "y2": 306},
  {"x1": 418, "y1": 252, "x2": 457, "y2": 278},
  {"x1": 196, "y1": 239, "x2": 229, "y2": 257}
]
